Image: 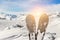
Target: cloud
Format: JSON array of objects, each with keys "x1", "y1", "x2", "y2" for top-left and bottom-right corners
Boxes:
[
  {"x1": 0, "y1": 0, "x2": 60, "y2": 14},
  {"x1": 0, "y1": 0, "x2": 53, "y2": 12},
  {"x1": 44, "y1": 4, "x2": 60, "y2": 14}
]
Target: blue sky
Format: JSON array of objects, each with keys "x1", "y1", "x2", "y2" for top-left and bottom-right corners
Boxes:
[{"x1": 0, "y1": 0, "x2": 60, "y2": 12}]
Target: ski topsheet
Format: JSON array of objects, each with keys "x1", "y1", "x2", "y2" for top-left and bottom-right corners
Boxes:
[
  {"x1": 26, "y1": 13, "x2": 49, "y2": 40},
  {"x1": 38, "y1": 13, "x2": 49, "y2": 33},
  {"x1": 26, "y1": 14, "x2": 36, "y2": 40},
  {"x1": 38, "y1": 13, "x2": 49, "y2": 40}
]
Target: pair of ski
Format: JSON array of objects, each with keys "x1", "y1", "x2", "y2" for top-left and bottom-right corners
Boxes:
[{"x1": 26, "y1": 13, "x2": 49, "y2": 40}]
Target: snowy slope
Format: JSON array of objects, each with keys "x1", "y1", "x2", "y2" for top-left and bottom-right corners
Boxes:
[{"x1": 0, "y1": 14, "x2": 60, "y2": 40}]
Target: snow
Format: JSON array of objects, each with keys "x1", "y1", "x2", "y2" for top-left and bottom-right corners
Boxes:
[{"x1": 0, "y1": 14, "x2": 60, "y2": 40}]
